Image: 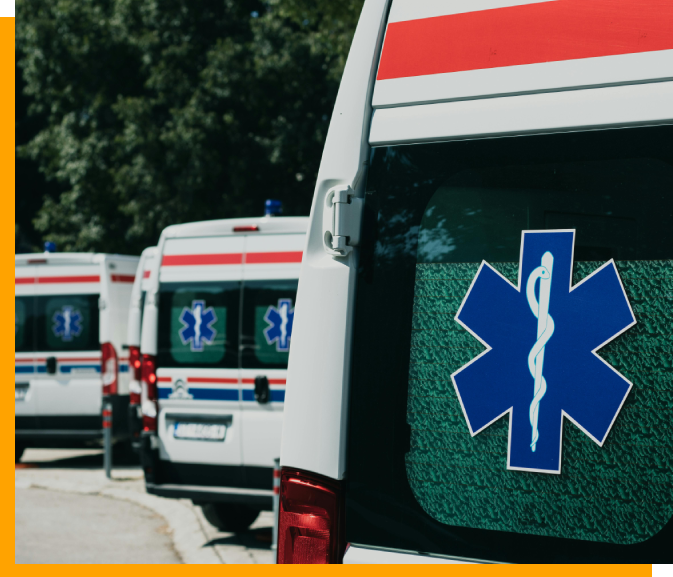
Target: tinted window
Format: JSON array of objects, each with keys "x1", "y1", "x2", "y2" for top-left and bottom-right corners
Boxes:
[
  {"x1": 347, "y1": 126, "x2": 673, "y2": 562},
  {"x1": 241, "y1": 280, "x2": 298, "y2": 369},
  {"x1": 157, "y1": 282, "x2": 239, "y2": 368},
  {"x1": 15, "y1": 296, "x2": 33, "y2": 353},
  {"x1": 35, "y1": 295, "x2": 100, "y2": 352}
]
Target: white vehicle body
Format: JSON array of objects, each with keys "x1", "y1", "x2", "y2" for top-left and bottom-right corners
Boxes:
[
  {"x1": 125, "y1": 246, "x2": 157, "y2": 446},
  {"x1": 279, "y1": 0, "x2": 673, "y2": 564},
  {"x1": 15, "y1": 253, "x2": 138, "y2": 449},
  {"x1": 139, "y1": 216, "x2": 307, "y2": 511}
]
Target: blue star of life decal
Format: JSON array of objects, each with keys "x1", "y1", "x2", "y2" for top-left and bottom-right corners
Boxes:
[
  {"x1": 453, "y1": 230, "x2": 636, "y2": 474},
  {"x1": 52, "y1": 306, "x2": 83, "y2": 342},
  {"x1": 263, "y1": 299, "x2": 294, "y2": 352},
  {"x1": 178, "y1": 300, "x2": 218, "y2": 352}
]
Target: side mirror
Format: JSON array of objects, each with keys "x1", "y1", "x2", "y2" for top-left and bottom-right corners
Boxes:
[
  {"x1": 254, "y1": 376, "x2": 269, "y2": 404},
  {"x1": 46, "y1": 357, "x2": 57, "y2": 375}
]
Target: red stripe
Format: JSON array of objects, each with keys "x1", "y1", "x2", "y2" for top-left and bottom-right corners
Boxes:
[
  {"x1": 15, "y1": 277, "x2": 34, "y2": 284},
  {"x1": 143, "y1": 270, "x2": 151, "y2": 279},
  {"x1": 377, "y1": 0, "x2": 673, "y2": 80},
  {"x1": 36, "y1": 275, "x2": 100, "y2": 284},
  {"x1": 57, "y1": 357, "x2": 101, "y2": 362},
  {"x1": 187, "y1": 377, "x2": 238, "y2": 384},
  {"x1": 241, "y1": 378, "x2": 286, "y2": 385},
  {"x1": 162, "y1": 253, "x2": 243, "y2": 266},
  {"x1": 157, "y1": 377, "x2": 173, "y2": 383},
  {"x1": 245, "y1": 251, "x2": 302, "y2": 264},
  {"x1": 111, "y1": 274, "x2": 135, "y2": 283},
  {"x1": 15, "y1": 359, "x2": 34, "y2": 363}
]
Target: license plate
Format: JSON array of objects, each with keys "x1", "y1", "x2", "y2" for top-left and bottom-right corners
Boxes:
[
  {"x1": 15, "y1": 385, "x2": 28, "y2": 401},
  {"x1": 173, "y1": 422, "x2": 226, "y2": 441}
]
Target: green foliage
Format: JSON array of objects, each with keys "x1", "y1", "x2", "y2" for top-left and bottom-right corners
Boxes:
[{"x1": 16, "y1": 0, "x2": 365, "y2": 254}]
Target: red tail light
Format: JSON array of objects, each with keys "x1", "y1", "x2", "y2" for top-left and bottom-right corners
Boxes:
[
  {"x1": 277, "y1": 468, "x2": 345, "y2": 564},
  {"x1": 101, "y1": 342, "x2": 118, "y2": 395},
  {"x1": 141, "y1": 354, "x2": 158, "y2": 432},
  {"x1": 128, "y1": 346, "x2": 142, "y2": 405}
]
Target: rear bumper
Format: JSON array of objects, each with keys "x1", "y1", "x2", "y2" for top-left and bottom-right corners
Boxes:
[
  {"x1": 15, "y1": 395, "x2": 131, "y2": 445},
  {"x1": 140, "y1": 432, "x2": 273, "y2": 510},
  {"x1": 146, "y1": 482, "x2": 273, "y2": 509},
  {"x1": 15, "y1": 429, "x2": 102, "y2": 441}
]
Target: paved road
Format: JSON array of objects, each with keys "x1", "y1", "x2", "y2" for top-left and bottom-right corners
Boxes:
[
  {"x1": 16, "y1": 487, "x2": 181, "y2": 564},
  {"x1": 15, "y1": 448, "x2": 274, "y2": 564}
]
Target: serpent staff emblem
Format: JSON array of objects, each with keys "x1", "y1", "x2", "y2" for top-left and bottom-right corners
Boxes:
[{"x1": 526, "y1": 251, "x2": 554, "y2": 452}]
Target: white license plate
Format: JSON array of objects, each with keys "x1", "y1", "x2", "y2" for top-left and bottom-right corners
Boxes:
[{"x1": 173, "y1": 422, "x2": 226, "y2": 441}]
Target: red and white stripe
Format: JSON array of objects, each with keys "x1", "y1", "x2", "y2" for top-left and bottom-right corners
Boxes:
[{"x1": 374, "y1": 0, "x2": 673, "y2": 107}]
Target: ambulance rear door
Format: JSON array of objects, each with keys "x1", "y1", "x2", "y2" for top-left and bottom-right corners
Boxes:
[
  {"x1": 155, "y1": 235, "x2": 244, "y2": 467},
  {"x1": 15, "y1": 265, "x2": 37, "y2": 425},
  {"x1": 239, "y1": 232, "x2": 303, "y2": 470},
  {"x1": 31, "y1": 263, "x2": 103, "y2": 430}
]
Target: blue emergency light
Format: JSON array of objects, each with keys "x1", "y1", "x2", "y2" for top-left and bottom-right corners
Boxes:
[
  {"x1": 44, "y1": 241, "x2": 57, "y2": 253},
  {"x1": 265, "y1": 199, "x2": 282, "y2": 216}
]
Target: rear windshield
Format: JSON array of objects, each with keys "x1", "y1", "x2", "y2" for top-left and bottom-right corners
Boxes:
[
  {"x1": 157, "y1": 280, "x2": 298, "y2": 370},
  {"x1": 241, "y1": 280, "x2": 298, "y2": 369},
  {"x1": 157, "y1": 282, "x2": 239, "y2": 369},
  {"x1": 15, "y1": 295, "x2": 100, "y2": 353},
  {"x1": 347, "y1": 125, "x2": 673, "y2": 562}
]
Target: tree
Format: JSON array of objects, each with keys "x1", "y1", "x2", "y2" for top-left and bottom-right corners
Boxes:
[{"x1": 16, "y1": 0, "x2": 365, "y2": 254}]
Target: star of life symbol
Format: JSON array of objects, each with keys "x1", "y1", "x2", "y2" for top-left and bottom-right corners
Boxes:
[
  {"x1": 263, "y1": 299, "x2": 294, "y2": 352},
  {"x1": 178, "y1": 300, "x2": 218, "y2": 352},
  {"x1": 452, "y1": 230, "x2": 636, "y2": 474},
  {"x1": 52, "y1": 306, "x2": 83, "y2": 342}
]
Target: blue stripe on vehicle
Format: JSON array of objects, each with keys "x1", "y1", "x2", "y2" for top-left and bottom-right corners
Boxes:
[
  {"x1": 158, "y1": 387, "x2": 171, "y2": 399},
  {"x1": 59, "y1": 365, "x2": 101, "y2": 373},
  {"x1": 189, "y1": 388, "x2": 239, "y2": 401},
  {"x1": 37, "y1": 366, "x2": 46, "y2": 373},
  {"x1": 15, "y1": 366, "x2": 34, "y2": 374},
  {"x1": 242, "y1": 389, "x2": 285, "y2": 402},
  {"x1": 119, "y1": 365, "x2": 129, "y2": 373}
]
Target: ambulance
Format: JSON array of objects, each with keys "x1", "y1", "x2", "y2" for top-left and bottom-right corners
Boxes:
[
  {"x1": 279, "y1": 0, "x2": 673, "y2": 564},
  {"x1": 125, "y1": 246, "x2": 158, "y2": 450},
  {"x1": 15, "y1": 251, "x2": 139, "y2": 462},
  {"x1": 139, "y1": 206, "x2": 307, "y2": 532}
]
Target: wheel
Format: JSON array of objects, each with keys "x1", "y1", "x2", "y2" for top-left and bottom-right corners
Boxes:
[
  {"x1": 15, "y1": 442, "x2": 26, "y2": 463},
  {"x1": 201, "y1": 503, "x2": 260, "y2": 533}
]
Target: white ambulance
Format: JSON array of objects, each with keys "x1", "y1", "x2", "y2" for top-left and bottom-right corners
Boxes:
[
  {"x1": 279, "y1": 0, "x2": 673, "y2": 564},
  {"x1": 125, "y1": 246, "x2": 158, "y2": 450},
  {"x1": 139, "y1": 209, "x2": 307, "y2": 532},
  {"x1": 15, "y1": 251, "x2": 139, "y2": 462}
]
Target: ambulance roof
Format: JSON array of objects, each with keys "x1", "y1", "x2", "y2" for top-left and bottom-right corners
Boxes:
[
  {"x1": 15, "y1": 253, "x2": 139, "y2": 267},
  {"x1": 160, "y1": 216, "x2": 309, "y2": 240}
]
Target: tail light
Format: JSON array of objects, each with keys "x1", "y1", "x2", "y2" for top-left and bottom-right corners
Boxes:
[
  {"x1": 101, "y1": 342, "x2": 118, "y2": 395},
  {"x1": 277, "y1": 468, "x2": 345, "y2": 564},
  {"x1": 128, "y1": 346, "x2": 142, "y2": 405},
  {"x1": 141, "y1": 354, "x2": 158, "y2": 432}
]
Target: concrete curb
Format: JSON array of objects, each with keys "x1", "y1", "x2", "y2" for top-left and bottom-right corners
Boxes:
[{"x1": 15, "y1": 473, "x2": 220, "y2": 564}]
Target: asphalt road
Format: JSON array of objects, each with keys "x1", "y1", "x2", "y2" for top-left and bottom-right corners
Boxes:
[
  {"x1": 16, "y1": 487, "x2": 181, "y2": 564},
  {"x1": 15, "y1": 448, "x2": 275, "y2": 564}
]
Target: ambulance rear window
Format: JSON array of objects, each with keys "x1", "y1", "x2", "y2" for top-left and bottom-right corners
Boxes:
[
  {"x1": 347, "y1": 125, "x2": 673, "y2": 562},
  {"x1": 241, "y1": 280, "x2": 298, "y2": 369},
  {"x1": 157, "y1": 282, "x2": 239, "y2": 368},
  {"x1": 34, "y1": 295, "x2": 100, "y2": 352},
  {"x1": 15, "y1": 297, "x2": 33, "y2": 353}
]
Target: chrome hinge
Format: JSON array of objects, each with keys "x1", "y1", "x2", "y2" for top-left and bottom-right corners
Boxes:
[{"x1": 322, "y1": 184, "x2": 364, "y2": 257}]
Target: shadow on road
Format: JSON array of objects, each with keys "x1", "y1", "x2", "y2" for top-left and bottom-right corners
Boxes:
[
  {"x1": 18, "y1": 447, "x2": 141, "y2": 470},
  {"x1": 203, "y1": 527, "x2": 272, "y2": 550}
]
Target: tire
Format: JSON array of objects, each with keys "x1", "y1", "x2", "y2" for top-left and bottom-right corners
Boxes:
[
  {"x1": 15, "y1": 442, "x2": 26, "y2": 463},
  {"x1": 201, "y1": 503, "x2": 260, "y2": 533}
]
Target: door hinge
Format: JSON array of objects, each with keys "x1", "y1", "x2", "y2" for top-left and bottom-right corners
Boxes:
[{"x1": 322, "y1": 184, "x2": 364, "y2": 257}]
